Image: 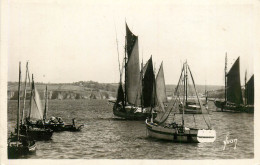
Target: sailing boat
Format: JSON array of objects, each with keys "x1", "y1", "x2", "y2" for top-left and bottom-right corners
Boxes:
[
  {"x1": 8, "y1": 62, "x2": 36, "y2": 158},
  {"x1": 34, "y1": 85, "x2": 84, "y2": 132},
  {"x1": 177, "y1": 61, "x2": 202, "y2": 114},
  {"x1": 146, "y1": 62, "x2": 216, "y2": 143},
  {"x1": 18, "y1": 63, "x2": 53, "y2": 140},
  {"x1": 153, "y1": 61, "x2": 168, "y2": 122},
  {"x1": 244, "y1": 74, "x2": 254, "y2": 113},
  {"x1": 112, "y1": 23, "x2": 157, "y2": 120},
  {"x1": 214, "y1": 55, "x2": 245, "y2": 112}
]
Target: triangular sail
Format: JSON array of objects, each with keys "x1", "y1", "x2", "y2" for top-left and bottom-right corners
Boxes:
[
  {"x1": 154, "y1": 62, "x2": 167, "y2": 122},
  {"x1": 142, "y1": 56, "x2": 155, "y2": 108},
  {"x1": 29, "y1": 80, "x2": 43, "y2": 121},
  {"x1": 125, "y1": 25, "x2": 141, "y2": 105},
  {"x1": 245, "y1": 75, "x2": 254, "y2": 105},
  {"x1": 226, "y1": 57, "x2": 243, "y2": 105}
]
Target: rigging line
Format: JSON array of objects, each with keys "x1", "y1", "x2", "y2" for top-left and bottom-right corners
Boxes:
[
  {"x1": 157, "y1": 65, "x2": 184, "y2": 120},
  {"x1": 159, "y1": 65, "x2": 184, "y2": 123},
  {"x1": 22, "y1": 62, "x2": 29, "y2": 125},
  {"x1": 187, "y1": 65, "x2": 211, "y2": 129},
  {"x1": 113, "y1": 19, "x2": 122, "y2": 82},
  {"x1": 158, "y1": 93, "x2": 179, "y2": 124}
]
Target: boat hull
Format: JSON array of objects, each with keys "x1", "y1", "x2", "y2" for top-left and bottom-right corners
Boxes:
[
  {"x1": 18, "y1": 126, "x2": 53, "y2": 140},
  {"x1": 8, "y1": 136, "x2": 36, "y2": 159},
  {"x1": 179, "y1": 102, "x2": 202, "y2": 114},
  {"x1": 145, "y1": 120, "x2": 216, "y2": 143},
  {"x1": 113, "y1": 103, "x2": 157, "y2": 120},
  {"x1": 244, "y1": 105, "x2": 254, "y2": 113},
  {"x1": 214, "y1": 100, "x2": 247, "y2": 112},
  {"x1": 31, "y1": 123, "x2": 84, "y2": 132}
]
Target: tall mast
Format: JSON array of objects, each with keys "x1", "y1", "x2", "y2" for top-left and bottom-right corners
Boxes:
[
  {"x1": 182, "y1": 63, "x2": 185, "y2": 126},
  {"x1": 225, "y1": 53, "x2": 227, "y2": 104},
  {"x1": 205, "y1": 80, "x2": 207, "y2": 104},
  {"x1": 17, "y1": 62, "x2": 21, "y2": 140},
  {"x1": 185, "y1": 60, "x2": 188, "y2": 104},
  {"x1": 28, "y1": 74, "x2": 34, "y2": 121},
  {"x1": 114, "y1": 21, "x2": 122, "y2": 83},
  {"x1": 43, "y1": 85, "x2": 48, "y2": 122},
  {"x1": 244, "y1": 70, "x2": 247, "y2": 105},
  {"x1": 124, "y1": 33, "x2": 127, "y2": 107},
  {"x1": 21, "y1": 62, "x2": 28, "y2": 125},
  {"x1": 141, "y1": 57, "x2": 143, "y2": 112}
]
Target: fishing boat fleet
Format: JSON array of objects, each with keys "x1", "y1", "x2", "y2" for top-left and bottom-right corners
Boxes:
[
  {"x1": 112, "y1": 23, "x2": 254, "y2": 143},
  {"x1": 8, "y1": 62, "x2": 84, "y2": 158},
  {"x1": 8, "y1": 22, "x2": 254, "y2": 158}
]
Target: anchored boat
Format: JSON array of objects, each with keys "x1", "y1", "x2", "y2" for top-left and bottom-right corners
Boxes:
[
  {"x1": 32, "y1": 86, "x2": 84, "y2": 132},
  {"x1": 8, "y1": 62, "x2": 36, "y2": 159},
  {"x1": 112, "y1": 23, "x2": 157, "y2": 120},
  {"x1": 146, "y1": 61, "x2": 216, "y2": 143},
  {"x1": 17, "y1": 62, "x2": 53, "y2": 140},
  {"x1": 214, "y1": 54, "x2": 252, "y2": 112}
]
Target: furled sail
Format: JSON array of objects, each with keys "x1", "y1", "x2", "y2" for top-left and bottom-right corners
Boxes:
[
  {"x1": 226, "y1": 57, "x2": 243, "y2": 105},
  {"x1": 245, "y1": 74, "x2": 254, "y2": 105},
  {"x1": 29, "y1": 81, "x2": 43, "y2": 121},
  {"x1": 142, "y1": 56, "x2": 155, "y2": 108},
  {"x1": 154, "y1": 62, "x2": 167, "y2": 121},
  {"x1": 125, "y1": 24, "x2": 141, "y2": 105}
]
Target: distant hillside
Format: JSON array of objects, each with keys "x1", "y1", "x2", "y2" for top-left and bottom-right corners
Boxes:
[{"x1": 8, "y1": 81, "x2": 224, "y2": 100}]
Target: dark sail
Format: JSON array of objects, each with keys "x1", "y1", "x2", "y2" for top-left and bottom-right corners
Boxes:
[
  {"x1": 246, "y1": 75, "x2": 254, "y2": 105},
  {"x1": 126, "y1": 23, "x2": 137, "y2": 58},
  {"x1": 142, "y1": 56, "x2": 155, "y2": 108},
  {"x1": 226, "y1": 57, "x2": 243, "y2": 105},
  {"x1": 116, "y1": 83, "x2": 125, "y2": 104}
]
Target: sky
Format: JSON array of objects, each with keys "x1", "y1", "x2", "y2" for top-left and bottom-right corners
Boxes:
[{"x1": 7, "y1": 0, "x2": 257, "y2": 85}]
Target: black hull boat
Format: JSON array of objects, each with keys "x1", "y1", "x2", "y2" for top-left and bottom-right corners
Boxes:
[
  {"x1": 32, "y1": 122, "x2": 84, "y2": 132},
  {"x1": 32, "y1": 117, "x2": 84, "y2": 132},
  {"x1": 112, "y1": 24, "x2": 159, "y2": 120},
  {"x1": 113, "y1": 103, "x2": 156, "y2": 120},
  {"x1": 39, "y1": 86, "x2": 84, "y2": 132},
  {"x1": 8, "y1": 134, "x2": 36, "y2": 159},
  {"x1": 8, "y1": 62, "x2": 37, "y2": 159},
  {"x1": 214, "y1": 55, "x2": 254, "y2": 113},
  {"x1": 214, "y1": 100, "x2": 245, "y2": 112},
  {"x1": 16, "y1": 124, "x2": 53, "y2": 141}
]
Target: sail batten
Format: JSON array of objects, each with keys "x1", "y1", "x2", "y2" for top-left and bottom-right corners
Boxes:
[{"x1": 226, "y1": 57, "x2": 243, "y2": 105}]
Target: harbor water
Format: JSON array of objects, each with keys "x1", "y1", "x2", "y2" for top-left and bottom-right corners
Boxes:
[{"x1": 8, "y1": 99, "x2": 254, "y2": 159}]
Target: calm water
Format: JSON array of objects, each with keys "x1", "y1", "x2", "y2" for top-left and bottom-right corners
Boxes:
[{"x1": 8, "y1": 99, "x2": 254, "y2": 159}]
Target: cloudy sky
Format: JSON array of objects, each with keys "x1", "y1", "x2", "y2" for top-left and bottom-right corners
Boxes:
[{"x1": 7, "y1": 0, "x2": 257, "y2": 85}]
